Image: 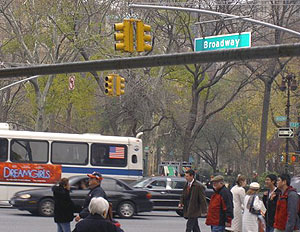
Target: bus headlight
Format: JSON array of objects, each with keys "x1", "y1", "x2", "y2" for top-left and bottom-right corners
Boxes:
[{"x1": 19, "y1": 194, "x2": 31, "y2": 199}]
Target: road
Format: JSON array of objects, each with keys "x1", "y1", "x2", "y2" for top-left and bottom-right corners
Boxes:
[{"x1": 0, "y1": 208, "x2": 211, "y2": 232}]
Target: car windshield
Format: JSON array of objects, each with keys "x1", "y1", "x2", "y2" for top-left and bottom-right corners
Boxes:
[{"x1": 131, "y1": 178, "x2": 152, "y2": 188}]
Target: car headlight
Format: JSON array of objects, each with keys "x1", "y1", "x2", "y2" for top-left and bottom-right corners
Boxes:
[{"x1": 19, "y1": 194, "x2": 31, "y2": 199}]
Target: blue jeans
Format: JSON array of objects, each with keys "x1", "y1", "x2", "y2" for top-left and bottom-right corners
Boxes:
[
  {"x1": 211, "y1": 226, "x2": 225, "y2": 232},
  {"x1": 56, "y1": 222, "x2": 71, "y2": 232},
  {"x1": 266, "y1": 224, "x2": 274, "y2": 232}
]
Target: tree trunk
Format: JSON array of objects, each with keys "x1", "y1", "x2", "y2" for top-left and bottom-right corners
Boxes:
[
  {"x1": 258, "y1": 80, "x2": 272, "y2": 174},
  {"x1": 182, "y1": 85, "x2": 199, "y2": 161}
]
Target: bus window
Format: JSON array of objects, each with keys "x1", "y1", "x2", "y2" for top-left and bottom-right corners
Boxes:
[
  {"x1": 91, "y1": 144, "x2": 127, "y2": 167},
  {"x1": 10, "y1": 139, "x2": 48, "y2": 163},
  {"x1": 0, "y1": 138, "x2": 8, "y2": 161},
  {"x1": 51, "y1": 142, "x2": 88, "y2": 165}
]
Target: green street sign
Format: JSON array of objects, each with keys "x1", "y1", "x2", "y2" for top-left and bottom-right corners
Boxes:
[{"x1": 194, "y1": 32, "x2": 251, "y2": 52}]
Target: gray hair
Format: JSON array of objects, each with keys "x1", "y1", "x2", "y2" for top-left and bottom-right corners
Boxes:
[{"x1": 88, "y1": 197, "x2": 109, "y2": 217}]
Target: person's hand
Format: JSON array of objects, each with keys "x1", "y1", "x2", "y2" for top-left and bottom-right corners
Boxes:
[
  {"x1": 270, "y1": 192, "x2": 276, "y2": 200},
  {"x1": 178, "y1": 203, "x2": 183, "y2": 208},
  {"x1": 75, "y1": 215, "x2": 81, "y2": 222},
  {"x1": 225, "y1": 222, "x2": 231, "y2": 227},
  {"x1": 263, "y1": 191, "x2": 268, "y2": 196}
]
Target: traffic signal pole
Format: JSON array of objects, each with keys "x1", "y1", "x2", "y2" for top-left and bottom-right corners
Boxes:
[{"x1": 0, "y1": 43, "x2": 300, "y2": 78}]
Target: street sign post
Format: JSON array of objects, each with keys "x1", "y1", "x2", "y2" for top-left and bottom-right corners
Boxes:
[
  {"x1": 194, "y1": 32, "x2": 251, "y2": 52},
  {"x1": 278, "y1": 128, "x2": 294, "y2": 138}
]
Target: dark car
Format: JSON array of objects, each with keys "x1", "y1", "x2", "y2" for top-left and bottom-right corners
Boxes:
[
  {"x1": 10, "y1": 175, "x2": 153, "y2": 218},
  {"x1": 131, "y1": 176, "x2": 213, "y2": 216}
]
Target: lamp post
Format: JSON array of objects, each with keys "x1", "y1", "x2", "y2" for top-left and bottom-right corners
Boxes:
[{"x1": 279, "y1": 73, "x2": 297, "y2": 174}]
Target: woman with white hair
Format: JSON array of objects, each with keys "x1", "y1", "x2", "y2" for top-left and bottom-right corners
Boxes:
[
  {"x1": 242, "y1": 182, "x2": 265, "y2": 232},
  {"x1": 73, "y1": 197, "x2": 118, "y2": 232}
]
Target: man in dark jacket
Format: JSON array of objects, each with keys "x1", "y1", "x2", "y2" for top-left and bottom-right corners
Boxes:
[
  {"x1": 52, "y1": 178, "x2": 75, "y2": 232},
  {"x1": 75, "y1": 171, "x2": 107, "y2": 221},
  {"x1": 179, "y1": 169, "x2": 207, "y2": 232},
  {"x1": 205, "y1": 175, "x2": 233, "y2": 232},
  {"x1": 263, "y1": 174, "x2": 280, "y2": 232},
  {"x1": 274, "y1": 173, "x2": 299, "y2": 232}
]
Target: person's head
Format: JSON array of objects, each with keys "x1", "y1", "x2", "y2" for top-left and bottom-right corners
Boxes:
[
  {"x1": 59, "y1": 178, "x2": 70, "y2": 190},
  {"x1": 211, "y1": 175, "x2": 225, "y2": 191},
  {"x1": 246, "y1": 182, "x2": 260, "y2": 195},
  {"x1": 265, "y1": 174, "x2": 277, "y2": 188},
  {"x1": 277, "y1": 173, "x2": 291, "y2": 190},
  {"x1": 87, "y1": 172, "x2": 103, "y2": 189},
  {"x1": 184, "y1": 169, "x2": 195, "y2": 182},
  {"x1": 236, "y1": 175, "x2": 247, "y2": 187},
  {"x1": 88, "y1": 197, "x2": 109, "y2": 218}
]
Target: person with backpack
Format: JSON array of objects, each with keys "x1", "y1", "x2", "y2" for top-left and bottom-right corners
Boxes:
[
  {"x1": 242, "y1": 182, "x2": 264, "y2": 232},
  {"x1": 263, "y1": 174, "x2": 281, "y2": 232},
  {"x1": 274, "y1": 174, "x2": 299, "y2": 232}
]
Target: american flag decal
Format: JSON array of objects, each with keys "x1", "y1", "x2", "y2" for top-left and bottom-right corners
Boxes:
[{"x1": 109, "y1": 146, "x2": 125, "y2": 159}]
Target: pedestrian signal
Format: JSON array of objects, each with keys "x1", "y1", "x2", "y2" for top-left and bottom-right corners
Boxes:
[
  {"x1": 114, "y1": 19, "x2": 134, "y2": 53},
  {"x1": 136, "y1": 21, "x2": 152, "y2": 52}
]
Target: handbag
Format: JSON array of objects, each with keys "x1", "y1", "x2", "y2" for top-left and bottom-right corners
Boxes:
[{"x1": 248, "y1": 195, "x2": 261, "y2": 215}]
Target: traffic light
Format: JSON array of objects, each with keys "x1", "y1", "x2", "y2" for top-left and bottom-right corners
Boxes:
[
  {"x1": 280, "y1": 153, "x2": 287, "y2": 163},
  {"x1": 291, "y1": 154, "x2": 298, "y2": 163},
  {"x1": 136, "y1": 21, "x2": 152, "y2": 52},
  {"x1": 116, "y1": 75, "x2": 125, "y2": 96},
  {"x1": 105, "y1": 74, "x2": 114, "y2": 96},
  {"x1": 114, "y1": 19, "x2": 134, "y2": 53}
]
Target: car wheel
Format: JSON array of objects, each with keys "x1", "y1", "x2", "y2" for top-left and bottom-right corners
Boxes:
[
  {"x1": 117, "y1": 201, "x2": 135, "y2": 219},
  {"x1": 176, "y1": 209, "x2": 183, "y2": 217},
  {"x1": 38, "y1": 198, "x2": 54, "y2": 217}
]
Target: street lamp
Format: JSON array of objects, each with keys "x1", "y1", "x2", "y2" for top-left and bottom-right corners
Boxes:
[{"x1": 279, "y1": 73, "x2": 297, "y2": 173}]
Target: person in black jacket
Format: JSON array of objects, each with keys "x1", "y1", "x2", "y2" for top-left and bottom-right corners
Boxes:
[
  {"x1": 262, "y1": 174, "x2": 280, "y2": 232},
  {"x1": 75, "y1": 171, "x2": 107, "y2": 222},
  {"x1": 52, "y1": 178, "x2": 75, "y2": 232},
  {"x1": 73, "y1": 197, "x2": 121, "y2": 232}
]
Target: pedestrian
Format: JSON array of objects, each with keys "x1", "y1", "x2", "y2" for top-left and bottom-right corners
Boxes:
[
  {"x1": 273, "y1": 173, "x2": 299, "y2": 232},
  {"x1": 227, "y1": 175, "x2": 247, "y2": 232},
  {"x1": 178, "y1": 169, "x2": 207, "y2": 232},
  {"x1": 75, "y1": 171, "x2": 107, "y2": 222},
  {"x1": 262, "y1": 174, "x2": 281, "y2": 232},
  {"x1": 52, "y1": 178, "x2": 75, "y2": 232},
  {"x1": 242, "y1": 182, "x2": 264, "y2": 232},
  {"x1": 205, "y1": 175, "x2": 234, "y2": 232},
  {"x1": 73, "y1": 197, "x2": 118, "y2": 232}
]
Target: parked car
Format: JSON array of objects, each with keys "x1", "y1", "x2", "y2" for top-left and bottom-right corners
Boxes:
[
  {"x1": 131, "y1": 176, "x2": 214, "y2": 216},
  {"x1": 291, "y1": 176, "x2": 300, "y2": 193},
  {"x1": 10, "y1": 175, "x2": 153, "y2": 218}
]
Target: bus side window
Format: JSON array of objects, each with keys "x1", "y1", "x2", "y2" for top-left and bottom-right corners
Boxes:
[
  {"x1": 91, "y1": 145, "x2": 106, "y2": 166},
  {"x1": 0, "y1": 138, "x2": 8, "y2": 161}
]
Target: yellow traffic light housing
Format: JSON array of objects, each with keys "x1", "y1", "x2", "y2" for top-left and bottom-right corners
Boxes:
[
  {"x1": 116, "y1": 75, "x2": 125, "y2": 96},
  {"x1": 114, "y1": 19, "x2": 134, "y2": 53},
  {"x1": 105, "y1": 75, "x2": 114, "y2": 96},
  {"x1": 136, "y1": 21, "x2": 152, "y2": 52}
]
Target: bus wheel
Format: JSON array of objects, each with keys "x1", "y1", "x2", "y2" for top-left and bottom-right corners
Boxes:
[
  {"x1": 38, "y1": 198, "x2": 54, "y2": 217},
  {"x1": 117, "y1": 201, "x2": 135, "y2": 219}
]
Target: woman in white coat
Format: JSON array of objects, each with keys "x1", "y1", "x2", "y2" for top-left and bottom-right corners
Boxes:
[
  {"x1": 226, "y1": 175, "x2": 247, "y2": 232},
  {"x1": 242, "y1": 182, "x2": 264, "y2": 232}
]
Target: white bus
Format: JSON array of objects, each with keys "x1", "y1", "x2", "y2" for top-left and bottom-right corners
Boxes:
[{"x1": 0, "y1": 124, "x2": 143, "y2": 203}]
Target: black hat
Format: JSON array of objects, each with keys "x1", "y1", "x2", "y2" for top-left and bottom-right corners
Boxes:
[{"x1": 87, "y1": 171, "x2": 103, "y2": 180}]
